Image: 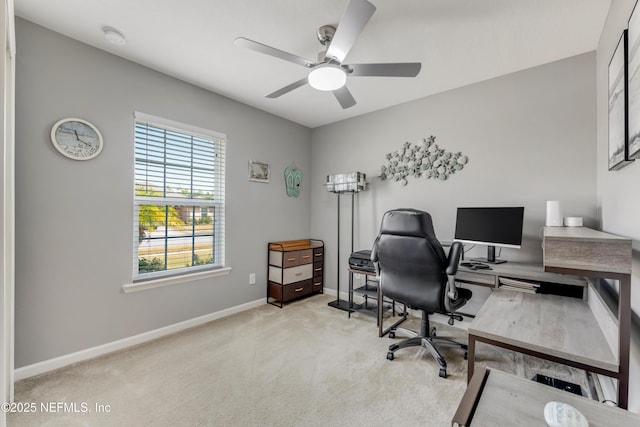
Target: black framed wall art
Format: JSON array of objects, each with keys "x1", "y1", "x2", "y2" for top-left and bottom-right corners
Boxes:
[
  {"x1": 628, "y1": 1, "x2": 640, "y2": 159},
  {"x1": 608, "y1": 30, "x2": 633, "y2": 170}
]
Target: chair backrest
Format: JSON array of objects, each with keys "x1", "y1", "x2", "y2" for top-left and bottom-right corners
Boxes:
[{"x1": 373, "y1": 209, "x2": 447, "y2": 313}]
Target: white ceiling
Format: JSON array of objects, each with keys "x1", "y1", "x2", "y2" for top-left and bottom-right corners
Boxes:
[{"x1": 14, "y1": 0, "x2": 611, "y2": 128}]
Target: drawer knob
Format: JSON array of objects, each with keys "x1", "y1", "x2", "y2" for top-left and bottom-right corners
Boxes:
[
  {"x1": 295, "y1": 272, "x2": 302, "y2": 276},
  {"x1": 315, "y1": 268, "x2": 322, "y2": 271},
  {"x1": 295, "y1": 287, "x2": 303, "y2": 292},
  {"x1": 302, "y1": 255, "x2": 310, "y2": 259},
  {"x1": 314, "y1": 282, "x2": 321, "y2": 286},
  {"x1": 287, "y1": 258, "x2": 296, "y2": 261},
  {"x1": 315, "y1": 253, "x2": 322, "y2": 256}
]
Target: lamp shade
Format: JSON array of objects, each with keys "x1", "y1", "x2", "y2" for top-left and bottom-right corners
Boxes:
[{"x1": 308, "y1": 64, "x2": 347, "y2": 91}]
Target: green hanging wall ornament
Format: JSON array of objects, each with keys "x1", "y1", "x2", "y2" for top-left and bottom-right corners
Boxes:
[{"x1": 285, "y1": 163, "x2": 303, "y2": 197}]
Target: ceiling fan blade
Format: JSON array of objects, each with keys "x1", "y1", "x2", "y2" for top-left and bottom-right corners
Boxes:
[
  {"x1": 235, "y1": 37, "x2": 316, "y2": 68},
  {"x1": 325, "y1": 0, "x2": 376, "y2": 63},
  {"x1": 333, "y1": 86, "x2": 357, "y2": 109},
  {"x1": 349, "y1": 62, "x2": 422, "y2": 77},
  {"x1": 266, "y1": 77, "x2": 309, "y2": 98}
]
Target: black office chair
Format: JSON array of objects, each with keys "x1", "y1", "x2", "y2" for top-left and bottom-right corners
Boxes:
[{"x1": 371, "y1": 208, "x2": 471, "y2": 378}]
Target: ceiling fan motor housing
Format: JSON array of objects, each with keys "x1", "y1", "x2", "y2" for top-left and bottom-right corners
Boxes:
[{"x1": 317, "y1": 25, "x2": 337, "y2": 46}]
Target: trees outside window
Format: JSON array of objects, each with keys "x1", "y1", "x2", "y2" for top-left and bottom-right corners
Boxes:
[{"x1": 134, "y1": 114, "x2": 225, "y2": 279}]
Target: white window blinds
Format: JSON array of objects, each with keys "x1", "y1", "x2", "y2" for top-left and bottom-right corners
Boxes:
[{"x1": 133, "y1": 113, "x2": 226, "y2": 280}]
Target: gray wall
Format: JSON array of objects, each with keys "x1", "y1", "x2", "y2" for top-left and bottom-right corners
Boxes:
[
  {"x1": 14, "y1": 19, "x2": 311, "y2": 368},
  {"x1": 14, "y1": 14, "x2": 608, "y2": 392},
  {"x1": 1, "y1": 0, "x2": 13, "y2": 416},
  {"x1": 596, "y1": 0, "x2": 640, "y2": 413},
  {"x1": 310, "y1": 52, "x2": 598, "y2": 296}
]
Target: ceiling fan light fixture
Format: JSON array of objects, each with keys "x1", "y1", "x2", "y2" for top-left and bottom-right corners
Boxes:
[{"x1": 308, "y1": 64, "x2": 347, "y2": 91}]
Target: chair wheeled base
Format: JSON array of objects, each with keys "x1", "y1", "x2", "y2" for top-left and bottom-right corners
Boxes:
[{"x1": 385, "y1": 313, "x2": 467, "y2": 378}]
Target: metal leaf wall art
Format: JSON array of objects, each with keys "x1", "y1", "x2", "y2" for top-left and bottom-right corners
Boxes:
[{"x1": 379, "y1": 136, "x2": 468, "y2": 185}]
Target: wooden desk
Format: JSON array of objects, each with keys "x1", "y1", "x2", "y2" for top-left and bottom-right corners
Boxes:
[
  {"x1": 456, "y1": 261, "x2": 587, "y2": 298},
  {"x1": 453, "y1": 367, "x2": 640, "y2": 426},
  {"x1": 543, "y1": 226, "x2": 631, "y2": 409},
  {"x1": 467, "y1": 290, "x2": 617, "y2": 386},
  {"x1": 463, "y1": 227, "x2": 631, "y2": 409}
]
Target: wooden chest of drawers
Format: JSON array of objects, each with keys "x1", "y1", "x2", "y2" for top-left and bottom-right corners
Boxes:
[{"x1": 267, "y1": 239, "x2": 324, "y2": 307}]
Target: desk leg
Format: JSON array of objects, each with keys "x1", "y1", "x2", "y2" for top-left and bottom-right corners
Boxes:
[
  {"x1": 378, "y1": 282, "x2": 383, "y2": 337},
  {"x1": 618, "y1": 274, "x2": 631, "y2": 409},
  {"x1": 348, "y1": 271, "x2": 353, "y2": 318},
  {"x1": 467, "y1": 335, "x2": 476, "y2": 383}
]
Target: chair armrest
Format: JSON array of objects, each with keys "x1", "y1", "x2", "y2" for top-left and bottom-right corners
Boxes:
[
  {"x1": 445, "y1": 241, "x2": 463, "y2": 275},
  {"x1": 445, "y1": 242, "x2": 463, "y2": 306}
]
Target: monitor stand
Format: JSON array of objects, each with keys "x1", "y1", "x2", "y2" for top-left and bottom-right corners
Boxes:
[{"x1": 471, "y1": 246, "x2": 507, "y2": 264}]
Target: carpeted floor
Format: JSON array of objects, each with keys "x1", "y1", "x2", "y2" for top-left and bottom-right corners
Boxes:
[{"x1": 8, "y1": 294, "x2": 593, "y2": 426}]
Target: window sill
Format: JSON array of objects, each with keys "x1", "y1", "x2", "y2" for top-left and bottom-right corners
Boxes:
[{"x1": 122, "y1": 267, "x2": 232, "y2": 293}]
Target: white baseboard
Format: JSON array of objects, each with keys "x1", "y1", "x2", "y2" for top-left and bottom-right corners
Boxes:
[
  {"x1": 322, "y1": 287, "x2": 337, "y2": 298},
  {"x1": 14, "y1": 297, "x2": 266, "y2": 381}
]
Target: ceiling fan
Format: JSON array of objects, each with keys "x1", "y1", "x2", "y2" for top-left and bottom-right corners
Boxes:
[{"x1": 235, "y1": 0, "x2": 421, "y2": 109}]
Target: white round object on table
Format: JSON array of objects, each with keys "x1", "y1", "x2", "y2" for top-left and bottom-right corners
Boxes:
[
  {"x1": 544, "y1": 401, "x2": 588, "y2": 427},
  {"x1": 564, "y1": 217, "x2": 583, "y2": 227}
]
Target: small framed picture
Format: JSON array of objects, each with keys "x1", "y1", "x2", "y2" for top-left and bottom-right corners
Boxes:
[
  {"x1": 628, "y1": 1, "x2": 640, "y2": 159},
  {"x1": 608, "y1": 30, "x2": 633, "y2": 170},
  {"x1": 248, "y1": 160, "x2": 270, "y2": 183}
]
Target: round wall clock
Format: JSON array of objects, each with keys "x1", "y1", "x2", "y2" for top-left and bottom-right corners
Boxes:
[{"x1": 50, "y1": 118, "x2": 104, "y2": 160}]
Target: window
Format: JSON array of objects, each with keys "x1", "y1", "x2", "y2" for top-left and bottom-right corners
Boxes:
[{"x1": 133, "y1": 113, "x2": 225, "y2": 281}]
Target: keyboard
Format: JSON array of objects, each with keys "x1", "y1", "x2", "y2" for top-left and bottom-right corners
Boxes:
[{"x1": 460, "y1": 261, "x2": 491, "y2": 270}]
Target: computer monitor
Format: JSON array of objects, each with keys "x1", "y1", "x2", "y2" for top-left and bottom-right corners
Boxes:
[{"x1": 454, "y1": 207, "x2": 525, "y2": 264}]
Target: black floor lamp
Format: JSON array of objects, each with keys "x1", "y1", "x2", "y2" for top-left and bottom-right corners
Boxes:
[{"x1": 326, "y1": 172, "x2": 366, "y2": 311}]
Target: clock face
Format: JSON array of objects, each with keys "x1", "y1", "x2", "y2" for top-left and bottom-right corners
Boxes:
[{"x1": 51, "y1": 118, "x2": 103, "y2": 160}]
